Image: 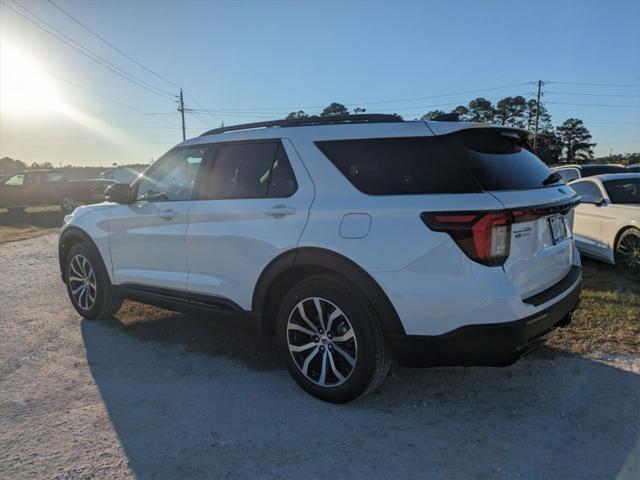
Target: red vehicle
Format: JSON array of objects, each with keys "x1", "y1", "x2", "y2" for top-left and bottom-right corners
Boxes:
[{"x1": 0, "y1": 170, "x2": 113, "y2": 213}]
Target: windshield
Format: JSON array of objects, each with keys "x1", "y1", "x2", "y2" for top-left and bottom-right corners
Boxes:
[{"x1": 603, "y1": 178, "x2": 640, "y2": 204}]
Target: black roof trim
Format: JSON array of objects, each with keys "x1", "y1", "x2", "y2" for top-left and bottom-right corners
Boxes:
[{"x1": 200, "y1": 114, "x2": 403, "y2": 136}]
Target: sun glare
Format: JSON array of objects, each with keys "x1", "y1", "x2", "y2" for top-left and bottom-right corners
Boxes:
[{"x1": 0, "y1": 43, "x2": 63, "y2": 116}]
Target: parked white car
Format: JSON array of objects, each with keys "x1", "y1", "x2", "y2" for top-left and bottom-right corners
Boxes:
[
  {"x1": 569, "y1": 173, "x2": 640, "y2": 277},
  {"x1": 59, "y1": 114, "x2": 582, "y2": 402}
]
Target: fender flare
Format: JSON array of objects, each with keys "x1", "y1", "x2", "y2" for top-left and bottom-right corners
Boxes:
[
  {"x1": 252, "y1": 247, "x2": 406, "y2": 336},
  {"x1": 58, "y1": 227, "x2": 105, "y2": 283}
]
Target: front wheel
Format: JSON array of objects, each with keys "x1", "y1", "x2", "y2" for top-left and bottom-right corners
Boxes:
[
  {"x1": 276, "y1": 274, "x2": 390, "y2": 403},
  {"x1": 61, "y1": 197, "x2": 79, "y2": 214},
  {"x1": 65, "y1": 242, "x2": 122, "y2": 319},
  {"x1": 615, "y1": 228, "x2": 640, "y2": 279}
]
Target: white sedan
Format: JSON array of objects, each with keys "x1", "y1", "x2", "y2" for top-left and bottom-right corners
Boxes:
[{"x1": 569, "y1": 173, "x2": 640, "y2": 278}]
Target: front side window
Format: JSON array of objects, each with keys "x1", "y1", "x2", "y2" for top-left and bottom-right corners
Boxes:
[
  {"x1": 603, "y1": 178, "x2": 640, "y2": 204},
  {"x1": 136, "y1": 147, "x2": 207, "y2": 201},
  {"x1": 206, "y1": 141, "x2": 297, "y2": 199},
  {"x1": 4, "y1": 174, "x2": 24, "y2": 186},
  {"x1": 570, "y1": 181, "x2": 601, "y2": 201}
]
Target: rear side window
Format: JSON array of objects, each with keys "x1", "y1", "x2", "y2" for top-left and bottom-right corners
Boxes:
[
  {"x1": 603, "y1": 178, "x2": 640, "y2": 204},
  {"x1": 438, "y1": 129, "x2": 557, "y2": 191},
  {"x1": 206, "y1": 141, "x2": 297, "y2": 199},
  {"x1": 315, "y1": 137, "x2": 479, "y2": 195}
]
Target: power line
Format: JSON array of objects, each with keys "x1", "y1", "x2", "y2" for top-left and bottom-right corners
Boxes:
[
  {"x1": 50, "y1": 75, "x2": 180, "y2": 126},
  {"x1": 545, "y1": 80, "x2": 640, "y2": 88},
  {"x1": 547, "y1": 91, "x2": 640, "y2": 98},
  {"x1": 185, "y1": 83, "x2": 533, "y2": 112},
  {"x1": 46, "y1": 0, "x2": 182, "y2": 90},
  {"x1": 1, "y1": 0, "x2": 175, "y2": 100},
  {"x1": 546, "y1": 101, "x2": 640, "y2": 108}
]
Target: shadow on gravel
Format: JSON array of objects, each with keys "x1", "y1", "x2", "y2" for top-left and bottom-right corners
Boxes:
[{"x1": 81, "y1": 311, "x2": 640, "y2": 479}]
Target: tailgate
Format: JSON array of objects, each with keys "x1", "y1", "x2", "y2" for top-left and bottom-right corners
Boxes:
[{"x1": 491, "y1": 187, "x2": 579, "y2": 299}]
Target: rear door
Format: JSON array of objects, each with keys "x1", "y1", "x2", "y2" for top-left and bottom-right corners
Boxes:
[
  {"x1": 185, "y1": 139, "x2": 314, "y2": 309},
  {"x1": 433, "y1": 126, "x2": 579, "y2": 299}
]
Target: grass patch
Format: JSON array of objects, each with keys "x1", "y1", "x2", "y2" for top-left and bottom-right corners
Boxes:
[
  {"x1": 0, "y1": 206, "x2": 63, "y2": 244},
  {"x1": 548, "y1": 258, "x2": 640, "y2": 355}
]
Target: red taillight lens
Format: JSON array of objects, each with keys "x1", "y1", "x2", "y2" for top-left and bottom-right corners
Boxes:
[{"x1": 421, "y1": 211, "x2": 512, "y2": 266}]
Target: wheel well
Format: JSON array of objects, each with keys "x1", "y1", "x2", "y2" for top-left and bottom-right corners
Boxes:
[
  {"x1": 261, "y1": 265, "x2": 333, "y2": 335},
  {"x1": 58, "y1": 228, "x2": 99, "y2": 282},
  {"x1": 253, "y1": 247, "x2": 406, "y2": 337}
]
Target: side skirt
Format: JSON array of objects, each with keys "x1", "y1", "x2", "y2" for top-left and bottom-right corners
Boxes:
[{"x1": 114, "y1": 284, "x2": 263, "y2": 331}]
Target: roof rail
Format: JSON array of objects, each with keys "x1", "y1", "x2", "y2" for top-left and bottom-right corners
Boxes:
[{"x1": 200, "y1": 113, "x2": 403, "y2": 136}]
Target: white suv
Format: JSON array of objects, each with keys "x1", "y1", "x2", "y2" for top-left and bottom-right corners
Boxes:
[{"x1": 59, "y1": 114, "x2": 582, "y2": 403}]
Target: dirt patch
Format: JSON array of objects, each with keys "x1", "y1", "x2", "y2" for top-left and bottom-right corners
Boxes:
[{"x1": 0, "y1": 206, "x2": 63, "y2": 244}]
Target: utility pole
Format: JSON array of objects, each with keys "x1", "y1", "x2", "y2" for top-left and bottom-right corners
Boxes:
[
  {"x1": 533, "y1": 80, "x2": 543, "y2": 150},
  {"x1": 178, "y1": 88, "x2": 186, "y2": 141}
]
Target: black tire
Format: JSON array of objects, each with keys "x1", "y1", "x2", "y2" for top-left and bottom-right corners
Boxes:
[
  {"x1": 64, "y1": 242, "x2": 122, "y2": 319},
  {"x1": 615, "y1": 227, "x2": 640, "y2": 279},
  {"x1": 61, "y1": 197, "x2": 79, "y2": 214},
  {"x1": 276, "y1": 273, "x2": 390, "y2": 403}
]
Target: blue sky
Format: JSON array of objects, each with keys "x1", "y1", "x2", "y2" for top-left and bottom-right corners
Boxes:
[{"x1": 1, "y1": 0, "x2": 639, "y2": 166}]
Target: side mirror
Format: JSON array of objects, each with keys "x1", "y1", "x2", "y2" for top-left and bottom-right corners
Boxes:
[{"x1": 104, "y1": 183, "x2": 133, "y2": 204}]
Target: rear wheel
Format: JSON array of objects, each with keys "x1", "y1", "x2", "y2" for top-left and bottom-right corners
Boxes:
[
  {"x1": 277, "y1": 274, "x2": 390, "y2": 403},
  {"x1": 65, "y1": 242, "x2": 122, "y2": 319},
  {"x1": 615, "y1": 228, "x2": 640, "y2": 279}
]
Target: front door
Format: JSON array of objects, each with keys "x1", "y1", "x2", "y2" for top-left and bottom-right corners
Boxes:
[
  {"x1": 108, "y1": 145, "x2": 210, "y2": 291},
  {"x1": 186, "y1": 139, "x2": 314, "y2": 309}
]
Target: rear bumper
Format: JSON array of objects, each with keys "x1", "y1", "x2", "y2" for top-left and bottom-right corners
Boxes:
[{"x1": 389, "y1": 270, "x2": 581, "y2": 367}]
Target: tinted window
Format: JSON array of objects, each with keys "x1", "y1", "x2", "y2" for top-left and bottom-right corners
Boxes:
[
  {"x1": 439, "y1": 129, "x2": 557, "y2": 191},
  {"x1": 582, "y1": 165, "x2": 628, "y2": 177},
  {"x1": 136, "y1": 147, "x2": 206, "y2": 201},
  {"x1": 206, "y1": 142, "x2": 296, "y2": 199},
  {"x1": 315, "y1": 137, "x2": 479, "y2": 195},
  {"x1": 570, "y1": 181, "x2": 601, "y2": 200},
  {"x1": 603, "y1": 178, "x2": 640, "y2": 204},
  {"x1": 46, "y1": 172, "x2": 65, "y2": 182},
  {"x1": 267, "y1": 145, "x2": 298, "y2": 197}
]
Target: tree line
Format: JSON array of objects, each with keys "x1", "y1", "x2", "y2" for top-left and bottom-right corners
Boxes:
[{"x1": 286, "y1": 96, "x2": 600, "y2": 165}]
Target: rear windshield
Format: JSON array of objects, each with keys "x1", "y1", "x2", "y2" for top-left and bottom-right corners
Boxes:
[
  {"x1": 315, "y1": 128, "x2": 556, "y2": 195},
  {"x1": 603, "y1": 178, "x2": 640, "y2": 204},
  {"x1": 437, "y1": 129, "x2": 557, "y2": 191}
]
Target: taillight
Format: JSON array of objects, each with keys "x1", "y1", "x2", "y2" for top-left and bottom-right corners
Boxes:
[{"x1": 421, "y1": 211, "x2": 512, "y2": 266}]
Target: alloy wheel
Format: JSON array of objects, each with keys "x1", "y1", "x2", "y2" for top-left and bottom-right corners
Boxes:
[
  {"x1": 617, "y1": 231, "x2": 640, "y2": 276},
  {"x1": 68, "y1": 254, "x2": 97, "y2": 310},
  {"x1": 286, "y1": 297, "x2": 358, "y2": 387}
]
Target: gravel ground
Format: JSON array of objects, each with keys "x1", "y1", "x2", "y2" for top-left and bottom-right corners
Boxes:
[{"x1": 1, "y1": 234, "x2": 639, "y2": 479}]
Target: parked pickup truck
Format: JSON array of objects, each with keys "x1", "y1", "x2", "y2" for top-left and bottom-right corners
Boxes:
[{"x1": 0, "y1": 170, "x2": 113, "y2": 213}]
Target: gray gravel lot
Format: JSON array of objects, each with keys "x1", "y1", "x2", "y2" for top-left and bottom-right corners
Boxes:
[{"x1": 1, "y1": 234, "x2": 639, "y2": 479}]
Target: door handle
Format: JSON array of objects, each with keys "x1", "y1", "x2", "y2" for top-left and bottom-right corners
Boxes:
[
  {"x1": 264, "y1": 205, "x2": 296, "y2": 218},
  {"x1": 159, "y1": 209, "x2": 179, "y2": 220}
]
